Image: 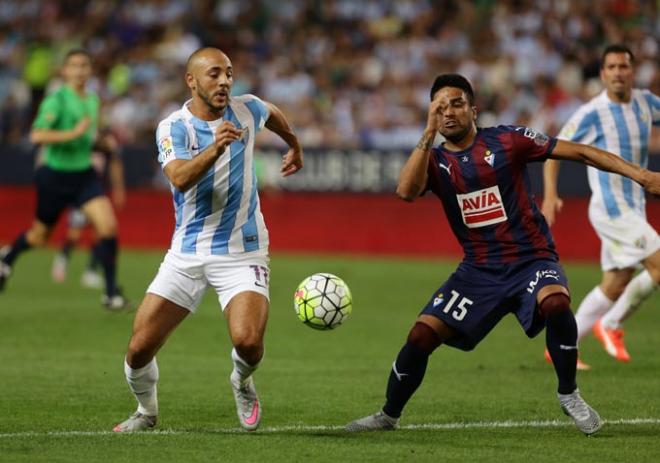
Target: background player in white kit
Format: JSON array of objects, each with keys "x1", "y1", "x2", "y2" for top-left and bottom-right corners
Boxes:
[
  {"x1": 543, "y1": 44, "x2": 660, "y2": 366},
  {"x1": 114, "y1": 47, "x2": 303, "y2": 432}
]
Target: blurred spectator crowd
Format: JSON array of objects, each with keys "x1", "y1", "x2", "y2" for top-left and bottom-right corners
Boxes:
[{"x1": 0, "y1": 0, "x2": 658, "y2": 150}]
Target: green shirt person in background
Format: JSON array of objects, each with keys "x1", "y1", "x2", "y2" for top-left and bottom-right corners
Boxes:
[
  {"x1": 0, "y1": 49, "x2": 128, "y2": 310},
  {"x1": 33, "y1": 81, "x2": 99, "y2": 171}
]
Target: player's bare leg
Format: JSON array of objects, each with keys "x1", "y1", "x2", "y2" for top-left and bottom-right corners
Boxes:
[
  {"x1": 1, "y1": 220, "x2": 52, "y2": 291},
  {"x1": 539, "y1": 285, "x2": 602, "y2": 435},
  {"x1": 597, "y1": 251, "x2": 660, "y2": 361},
  {"x1": 346, "y1": 315, "x2": 454, "y2": 432},
  {"x1": 81, "y1": 196, "x2": 126, "y2": 309},
  {"x1": 225, "y1": 291, "x2": 268, "y2": 431},
  {"x1": 114, "y1": 294, "x2": 190, "y2": 432}
]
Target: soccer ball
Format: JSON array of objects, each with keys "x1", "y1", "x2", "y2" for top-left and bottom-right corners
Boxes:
[{"x1": 293, "y1": 273, "x2": 352, "y2": 330}]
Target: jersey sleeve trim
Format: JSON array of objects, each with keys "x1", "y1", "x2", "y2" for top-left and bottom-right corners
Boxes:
[
  {"x1": 642, "y1": 90, "x2": 660, "y2": 126},
  {"x1": 242, "y1": 94, "x2": 270, "y2": 131},
  {"x1": 157, "y1": 117, "x2": 192, "y2": 168}
]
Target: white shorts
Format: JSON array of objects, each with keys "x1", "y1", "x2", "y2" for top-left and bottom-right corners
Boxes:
[
  {"x1": 589, "y1": 209, "x2": 660, "y2": 271},
  {"x1": 147, "y1": 249, "x2": 270, "y2": 312}
]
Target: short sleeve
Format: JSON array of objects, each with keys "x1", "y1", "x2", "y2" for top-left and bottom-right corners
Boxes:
[
  {"x1": 156, "y1": 119, "x2": 192, "y2": 168},
  {"x1": 558, "y1": 107, "x2": 598, "y2": 145},
  {"x1": 243, "y1": 94, "x2": 270, "y2": 131},
  {"x1": 506, "y1": 126, "x2": 557, "y2": 163},
  {"x1": 643, "y1": 90, "x2": 660, "y2": 126},
  {"x1": 32, "y1": 93, "x2": 61, "y2": 130}
]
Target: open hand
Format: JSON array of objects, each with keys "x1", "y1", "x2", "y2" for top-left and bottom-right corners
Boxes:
[
  {"x1": 640, "y1": 170, "x2": 660, "y2": 195},
  {"x1": 541, "y1": 195, "x2": 563, "y2": 226},
  {"x1": 280, "y1": 146, "x2": 303, "y2": 177}
]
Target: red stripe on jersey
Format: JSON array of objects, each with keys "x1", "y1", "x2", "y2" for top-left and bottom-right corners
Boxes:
[
  {"x1": 450, "y1": 154, "x2": 489, "y2": 264},
  {"x1": 498, "y1": 132, "x2": 552, "y2": 255},
  {"x1": 464, "y1": 208, "x2": 506, "y2": 224},
  {"x1": 472, "y1": 138, "x2": 519, "y2": 262},
  {"x1": 464, "y1": 205, "x2": 505, "y2": 217}
]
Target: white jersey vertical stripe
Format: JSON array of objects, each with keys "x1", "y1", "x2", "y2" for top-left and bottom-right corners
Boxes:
[
  {"x1": 558, "y1": 89, "x2": 656, "y2": 220},
  {"x1": 155, "y1": 94, "x2": 271, "y2": 255}
]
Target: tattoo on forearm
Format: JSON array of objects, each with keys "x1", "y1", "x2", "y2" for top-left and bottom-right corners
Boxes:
[{"x1": 416, "y1": 132, "x2": 434, "y2": 151}]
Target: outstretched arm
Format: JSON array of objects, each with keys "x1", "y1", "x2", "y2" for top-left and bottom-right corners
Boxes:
[
  {"x1": 550, "y1": 139, "x2": 660, "y2": 194},
  {"x1": 541, "y1": 159, "x2": 563, "y2": 226},
  {"x1": 396, "y1": 97, "x2": 443, "y2": 201},
  {"x1": 264, "y1": 102, "x2": 303, "y2": 177}
]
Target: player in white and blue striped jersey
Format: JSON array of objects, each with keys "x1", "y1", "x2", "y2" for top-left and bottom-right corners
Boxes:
[
  {"x1": 114, "y1": 48, "x2": 303, "y2": 433},
  {"x1": 543, "y1": 45, "x2": 660, "y2": 367}
]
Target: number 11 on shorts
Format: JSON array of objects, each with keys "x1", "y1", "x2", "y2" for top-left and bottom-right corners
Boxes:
[{"x1": 442, "y1": 290, "x2": 473, "y2": 321}]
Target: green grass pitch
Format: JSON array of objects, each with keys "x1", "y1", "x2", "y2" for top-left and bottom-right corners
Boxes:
[{"x1": 1, "y1": 249, "x2": 659, "y2": 462}]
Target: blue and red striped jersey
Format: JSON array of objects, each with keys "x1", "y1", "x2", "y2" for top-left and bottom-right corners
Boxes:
[{"x1": 425, "y1": 125, "x2": 558, "y2": 265}]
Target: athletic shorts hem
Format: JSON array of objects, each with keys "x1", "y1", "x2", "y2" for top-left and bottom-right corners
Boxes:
[
  {"x1": 219, "y1": 285, "x2": 270, "y2": 311},
  {"x1": 145, "y1": 288, "x2": 198, "y2": 312}
]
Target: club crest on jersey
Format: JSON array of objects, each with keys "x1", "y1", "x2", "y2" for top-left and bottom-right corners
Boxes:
[
  {"x1": 456, "y1": 186, "x2": 507, "y2": 228},
  {"x1": 461, "y1": 155, "x2": 469, "y2": 163},
  {"x1": 634, "y1": 236, "x2": 647, "y2": 249},
  {"x1": 433, "y1": 293, "x2": 444, "y2": 307},
  {"x1": 484, "y1": 149, "x2": 495, "y2": 167}
]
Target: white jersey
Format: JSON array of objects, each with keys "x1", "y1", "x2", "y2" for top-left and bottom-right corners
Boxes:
[
  {"x1": 558, "y1": 89, "x2": 660, "y2": 219},
  {"x1": 156, "y1": 94, "x2": 270, "y2": 255}
]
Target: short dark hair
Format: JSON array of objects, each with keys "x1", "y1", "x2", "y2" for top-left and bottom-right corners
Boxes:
[
  {"x1": 64, "y1": 48, "x2": 92, "y2": 63},
  {"x1": 430, "y1": 74, "x2": 475, "y2": 104},
  {"x1": 601, "y1": 44, "x2": 634, "y2": 68}
]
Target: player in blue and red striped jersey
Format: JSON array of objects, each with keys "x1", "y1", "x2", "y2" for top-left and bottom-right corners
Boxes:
[{"x1": 346, "y1": 74, "x2": 660, "y2": 436}]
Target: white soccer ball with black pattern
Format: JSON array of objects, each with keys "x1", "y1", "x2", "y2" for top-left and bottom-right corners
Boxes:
[{"x1": 294, "y1": 273, "x2": 352, "y2": 330}]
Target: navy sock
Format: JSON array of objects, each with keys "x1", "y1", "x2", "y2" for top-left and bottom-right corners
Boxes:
[
  {"x1": 61, "y1": 239, "x2": 75, "y2": 258},
  {"x1": 3, "y1": 233, "x2": 31, "y2": 266},
  {"x1": 97, "y1": 238, "x2": 118, "y2": 296},
  {"x1": 382, "y1": 341, "x2": 430, "y2": 418},
  {"x1": 88, "y1": 242, "x2": 102, "y2": 271},
  {"x1": 546, "y1": 310, "x2": 578, "y2": 394}
]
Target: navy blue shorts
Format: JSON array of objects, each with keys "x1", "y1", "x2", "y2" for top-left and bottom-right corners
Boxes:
[
  {"x1": 34, "y1": 166, "x2": 104, "y2": 226},
  {"x1": 420, "y1": 258, "x2": 569, "y2": 351}
]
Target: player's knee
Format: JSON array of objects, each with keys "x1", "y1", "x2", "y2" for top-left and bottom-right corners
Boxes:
[
  {"x1": 603, "y1": 284, "x2": 626, "y2": 301},
  {"x1": 407, "y1": 322, "x2": 442, "y2": 354},
  {"x1": 233, "y1": 332, "x2": 264, "y2": 364},
  {"x1": 647, "y1": 268, "x2": 660, "y2": 286},
  {"x1": 126, "y1": 347, "x2": 154, "y2": 370},
  {"x1": 96, "y1": 221, "x2": 117, "y2": 238},
  {"x1": 126, "y1": 334, "x2": 157, "y2": 368},
  {"x1": 26, "y1": 227, "x2": 50, "y2": 247},
  {"x1": 538, "y1": 292, "x2": 571, "y2": 318},
  {"x1": 601, "y1": 276, "x2": 631, "y2": 300}
]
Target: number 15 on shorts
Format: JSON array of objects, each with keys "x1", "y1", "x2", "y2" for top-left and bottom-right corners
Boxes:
[{"x1": 443, "y1": 290, "x2": 473, "y2": 321}]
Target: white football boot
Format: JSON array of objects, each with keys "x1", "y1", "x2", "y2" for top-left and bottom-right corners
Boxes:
[
  {"x1": 558, "y1": 388, "x2": 603, "y2": 436},
  {"x1": 230, "y1": 371, "x2": 261, "y2": 431},
  {"x1": 113, "y1": 412, "x2": 157, "y2": 433},
  {"x1": 346, "y1": 410, "x2": 399, "y2": 432}
]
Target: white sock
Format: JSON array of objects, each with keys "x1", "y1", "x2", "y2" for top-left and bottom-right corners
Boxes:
[
  {"x1": 124, "y1": 358, "x2": 159, "y2": 416},
  {"x1": 601, "y1": 271, "x2": 657, "y2": 329},
  {"x1": 231, "y1": 348, "x2": 259, "y2": 383},
  {"x1": 574, "y1": 286, "x2": 614, "y2": 341}
]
